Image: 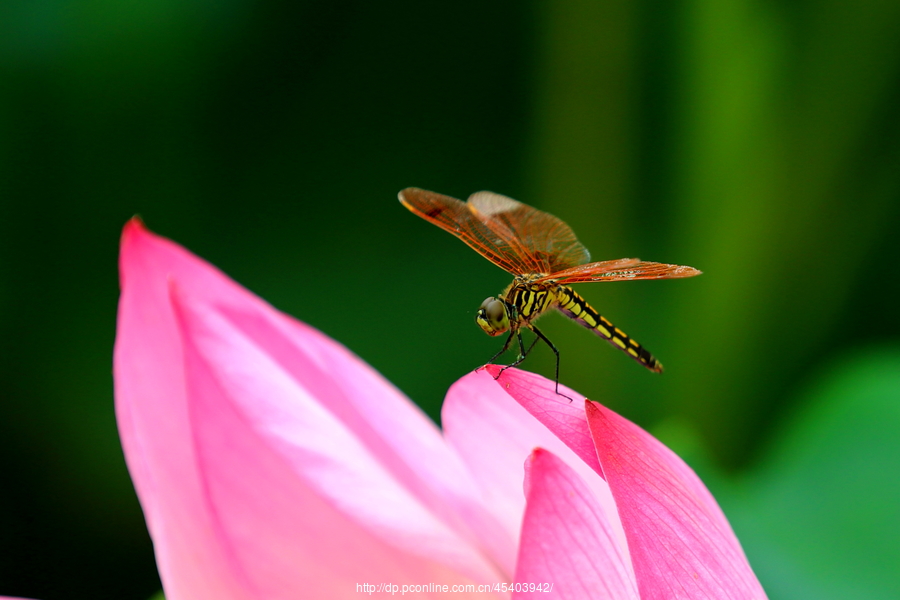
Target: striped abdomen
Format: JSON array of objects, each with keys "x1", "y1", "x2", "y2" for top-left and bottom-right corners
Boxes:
[{"x1": 554, "y1": 285, "x2": 663, "y2": 372}]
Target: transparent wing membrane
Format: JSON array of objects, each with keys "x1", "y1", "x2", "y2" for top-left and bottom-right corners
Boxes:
[
  {"x1": 541, "y1": 260, "x2": 702, "y2": 284},
  {"x1": 399, "y1": 188, "x2": 591, "y2": 275}
]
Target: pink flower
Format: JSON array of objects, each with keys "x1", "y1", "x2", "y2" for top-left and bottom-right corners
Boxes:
[{"x1": 113, "y1": 219, "x2": 766, "y2": 599}]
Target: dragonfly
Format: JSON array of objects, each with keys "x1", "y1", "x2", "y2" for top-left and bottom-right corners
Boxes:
[{"x1": 399, "y1": 187, "x2": 701, "y2": 393}]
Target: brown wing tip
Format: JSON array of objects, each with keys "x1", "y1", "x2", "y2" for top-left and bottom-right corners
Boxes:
[
  {"x1": 398, "y1": 188, "x2": 428, "y2": 214},
  {"x1": 674, "y1": 265, "x2": 702, "y2": 278}
]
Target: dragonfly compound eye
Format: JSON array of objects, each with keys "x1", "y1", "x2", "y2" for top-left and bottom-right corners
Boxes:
[{"x1": 476, "y1": 297, "x2": 510, "y2": 336}]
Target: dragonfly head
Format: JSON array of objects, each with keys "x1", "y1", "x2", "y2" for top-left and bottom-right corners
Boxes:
[{"x1": 476, "y1": 297, "x2": 510, "y2": 336}]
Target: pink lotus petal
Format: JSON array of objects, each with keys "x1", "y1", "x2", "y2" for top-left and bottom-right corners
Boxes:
[
  {"x1": 118, "y1": 220, "x2": 490, "y2": 541},
  {"x1": 443, "y1": 369, "x2": 629, "y2": 577},
  {"x1": 585, "y1": 401, "x2": 767, "y2": 600},
  {"x1": 513, "y1": 448, "x2": 638, "y2": 600},
  {"x1": 489, "y1": 367, "x2": 766, "y2": 600},
  {"x1": 171, "y1": 284, "x2": 500, "y2": 593},
  {"x1": 481, "y1": 365, "x2": 603, "y2": 476},
  {"x1": 475, "y1": 367, "x2": 631, "y2": 563},
  {"x1": 115, "y1": 224, "x2": 243, "y2": 597},
  {"x1": 218, "y1": 298, "x2": 496, "y2": 546},
  {"x1": 114, "y1": 221, "x2": 505, "y2": 598},
  {"x1": 115, "y1": 219, "x2": 765, "y2": 600}
]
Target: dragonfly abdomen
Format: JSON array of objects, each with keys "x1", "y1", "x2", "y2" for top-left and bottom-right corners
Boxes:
[{"x1": 554, "y1": 285, "x2": 663, "y2": 373}]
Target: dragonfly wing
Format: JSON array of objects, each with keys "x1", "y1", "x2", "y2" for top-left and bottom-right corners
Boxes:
[
  {"x1": 467, "y1": 191, "x2": 591, "y2": 273},
  {"x1": 541, "y1": 260, "x2": 702, "y2": 284},
  {"x1": 399, "y1": 188, "x2": 536, "y2": 275}
]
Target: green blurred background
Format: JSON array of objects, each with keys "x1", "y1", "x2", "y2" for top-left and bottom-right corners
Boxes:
[{"x1": 1, "y1": 0, "x2": 898, "y2": 598}]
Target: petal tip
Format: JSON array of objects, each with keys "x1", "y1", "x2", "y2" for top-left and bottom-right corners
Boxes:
[
  {"x1": 120, "y1": 216, "x2": 154, "y2": 256},
  {"x1": 528, "y1": 446, "x2": 549, "y2": 462},
  {"x1": 123, "y1": 215, "x2": 148, "y2": 237},
  {"x1": 584, "y1": 398, "x2": 603, "y2": 415},
  {"x1": 481, "y1": 364, "x2": 503, "y2": 378}
]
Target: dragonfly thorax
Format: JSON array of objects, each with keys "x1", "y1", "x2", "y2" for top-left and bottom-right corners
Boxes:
[{"x1": 504, "y1": 280, "x2": 557, "y2": 323}]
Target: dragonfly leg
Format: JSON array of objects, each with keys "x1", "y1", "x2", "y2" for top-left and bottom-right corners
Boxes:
[
  {"x1": 491, "y1": 332, "x2": 524, "y2": 381},
  {"x1": 491, "y1": 329, "x2": 538, "y2": 380},
  {"x1": 515, "y1": 329, "x2": 527, "y2": 362},
  {"x1": 530, "y1": 325, "x2": 573, "y2": 402},
  {"x1": 497, "y1": 330, "x2": 538, "y2": 371},
  {"x1": 487, "y1": 330, "x2": 516, "y2": 365},
  {"x1": 521, "y1": 331, "x2": 540, "y2": 360},
  {"x1": 515, "y1": 330, "x2": 541, "y2": 363}
]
